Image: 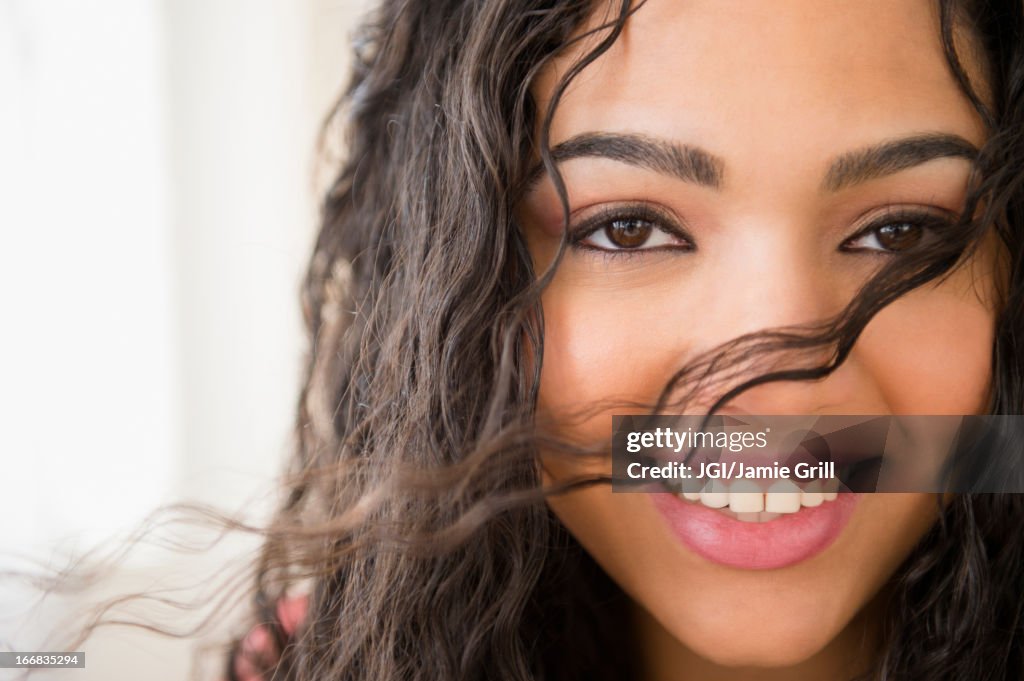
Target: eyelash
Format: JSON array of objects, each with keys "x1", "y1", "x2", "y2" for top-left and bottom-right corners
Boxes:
[
  {"x1": 838, "y1": 208, "x2": 957, "y2": 254},
  {"x1": 567, "y1": 204, "x2": 957, "y2": 256},
  {"x1": 568, "y1": 204, "x2": 693, "y2": 256}
]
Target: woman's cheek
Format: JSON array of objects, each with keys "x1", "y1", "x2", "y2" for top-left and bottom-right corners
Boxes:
[
  {"x1": 857, "y1": 268, "x2": 996, "y2": 415},
  {"x1": 537, "y1": 277, "x2": 684, "y2": 436}
]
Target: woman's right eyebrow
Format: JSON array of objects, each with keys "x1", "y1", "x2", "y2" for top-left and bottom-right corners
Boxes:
[{"x1": 525, "y1": 132, "x2": 725, "y2": 190}]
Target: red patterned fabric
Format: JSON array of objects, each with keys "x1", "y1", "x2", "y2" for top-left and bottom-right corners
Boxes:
[{"x1": 228, "y1": 594, "x2": 310, "y2": 681}]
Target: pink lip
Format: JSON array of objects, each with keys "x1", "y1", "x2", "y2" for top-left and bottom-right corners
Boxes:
[{"x1": 650, "y1": 492, "x2": 859, "y2": 570}]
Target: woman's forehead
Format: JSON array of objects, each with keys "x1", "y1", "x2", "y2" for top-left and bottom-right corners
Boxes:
[{"x1": 534, "y1": 0, "x2": 988, "y2": 172}]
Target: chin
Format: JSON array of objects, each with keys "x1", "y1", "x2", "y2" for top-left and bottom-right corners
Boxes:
[
  {"x1": 636, "y1": 579, "x2": 858, "y2": 671},
  {"x1": 671, "y1": 616, "x2": 840, "y2": 668}
]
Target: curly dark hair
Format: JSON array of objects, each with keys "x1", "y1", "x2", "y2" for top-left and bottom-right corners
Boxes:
[{"x1": 222, "y1": 1, "x2": 1024, "y2": 679}]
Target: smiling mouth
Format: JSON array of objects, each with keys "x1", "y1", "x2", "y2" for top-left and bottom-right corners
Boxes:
[
  {"x1": 675, "y1": 478, "x2": 841, "y2": 522},
  {"x1": 651, "y1": 480, "x2": 861, "y2": 570},
  {"x1": 651, "y1": 453, "x2": 882, "y2": 523}
]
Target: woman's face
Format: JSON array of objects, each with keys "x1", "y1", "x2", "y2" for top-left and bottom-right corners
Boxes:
[{"x1": 520, "y1": 0, "x2": 1001, "y2": 675}]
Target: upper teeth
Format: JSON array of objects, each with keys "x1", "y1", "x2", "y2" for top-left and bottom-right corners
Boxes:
[{"x1": 680, "y1": 477, "x2": 840, "y2": 518}]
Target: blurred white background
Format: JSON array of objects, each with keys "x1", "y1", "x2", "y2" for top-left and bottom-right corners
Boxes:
[{"x1": 0, "y1": 0, "x2": 371, "y2": 678}]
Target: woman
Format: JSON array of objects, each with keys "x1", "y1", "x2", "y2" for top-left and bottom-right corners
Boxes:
[{"x1": 228, "y1": 0, "x2": 1024, "y2": 679}]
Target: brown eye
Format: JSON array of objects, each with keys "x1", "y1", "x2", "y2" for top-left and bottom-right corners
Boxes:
[
  {"x1": 571, "y1": 205, "x2": 692, "y2": 253},
  {"x1": 874, "y1": 222, "x2": 924, "y2": 251},
  {"x1": 604, "y1": 218, "x2": 655, "y2": 248},
  {"x1": 842, "y1": 210, "x2": 952, "y2": 254}
]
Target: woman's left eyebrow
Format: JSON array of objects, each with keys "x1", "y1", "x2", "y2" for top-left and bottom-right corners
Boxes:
[{"x1": 822, "y1": 133, "x2": 979, "y2": 192}]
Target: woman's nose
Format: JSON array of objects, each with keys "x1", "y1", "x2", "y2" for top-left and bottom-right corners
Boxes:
[
  {"x1": 688, "y1": 232, "x2": 884, "y2": 415},
  {"x1": 719, "y1": 228, "x2": 841, "y2": 335}
]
